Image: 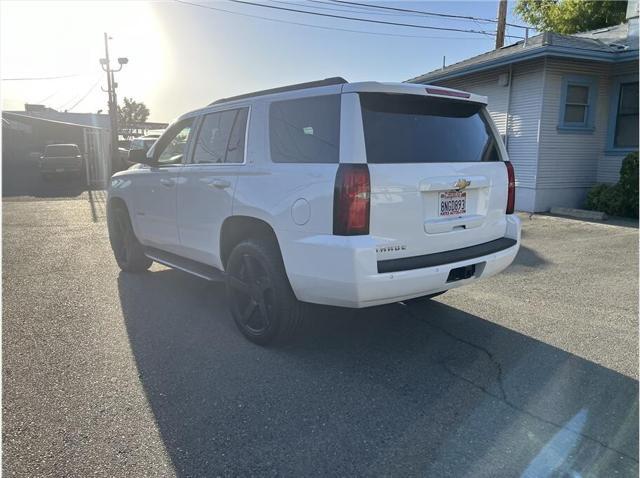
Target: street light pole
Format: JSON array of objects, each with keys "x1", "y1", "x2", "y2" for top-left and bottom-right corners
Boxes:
[{"x1": 100, "y1": 32, "x2": 128, "y2": 174}]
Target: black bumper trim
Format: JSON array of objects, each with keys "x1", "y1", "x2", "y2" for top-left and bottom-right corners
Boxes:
[{"x1": 377, "y1": 237, "x2": 517, "y2": 273}]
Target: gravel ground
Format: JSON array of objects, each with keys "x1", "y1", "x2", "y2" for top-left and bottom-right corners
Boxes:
[{"x1": 3, "y1": 193, "x2": 638, "y2": 477}]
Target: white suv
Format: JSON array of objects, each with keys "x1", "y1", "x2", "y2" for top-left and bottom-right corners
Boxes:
[{"x1": 108, "y1": 78, "x2": 521, "y2": 344}]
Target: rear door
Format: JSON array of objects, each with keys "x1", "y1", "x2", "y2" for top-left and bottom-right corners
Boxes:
[
  {"x1": 176, "y1": 106, "x2": 249, "y2": 267},
  {"x1": 353, "y1": 91, "x2": 509, "y2": 261}
]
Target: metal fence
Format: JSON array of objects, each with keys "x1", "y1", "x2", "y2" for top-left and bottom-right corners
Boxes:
[{"x1": 83, "y1": 128, "x2": 111, "y2": 189}]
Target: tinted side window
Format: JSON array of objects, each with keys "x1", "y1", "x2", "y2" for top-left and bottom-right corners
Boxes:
[
  {"x1": 193, "y1": 108, "x2": 248, "y2": 164},
  {"x1": 269, "y1": 95, "x2": 340, "y2": 163},
  {"x1": 155, "y1": 119, "x2": 194, "y2": 165}
]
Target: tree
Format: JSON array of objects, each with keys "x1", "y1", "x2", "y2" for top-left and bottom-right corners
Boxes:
[
  {"x1": 117, "y1": 97, "x2": 150, "y2": 131},
  {"x1": 515, "y1": 0, "x2": 628, "y2": 34}
]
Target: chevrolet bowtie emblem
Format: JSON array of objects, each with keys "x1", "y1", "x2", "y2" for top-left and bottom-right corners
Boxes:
[{"x1": 454, "y1": 178, "x2": 471, "y2": 190}]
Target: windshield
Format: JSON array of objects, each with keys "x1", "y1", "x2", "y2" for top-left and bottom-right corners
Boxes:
[
  {"x1": 44, "y1": 144, "x2": 79, "y2": 156},
  {"x1": 359, "y1": 93, "x2": 501, "y2": 164}
]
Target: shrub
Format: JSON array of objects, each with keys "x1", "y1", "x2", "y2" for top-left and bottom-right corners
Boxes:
[
  {"x1": 618, "y1": 152, "x2": 639, "y2": 216},
  {"x1": 586, "y1": 152, "x2": 638, "y2": 218}
]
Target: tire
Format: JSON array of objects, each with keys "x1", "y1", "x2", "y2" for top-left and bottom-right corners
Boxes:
[
  {"x1": 226, "y1": 239, "x2": 304, "y2": 345},
  {"x1": 107, "y1": 206, "x2": 152, "y2": 273},
  {"x1": 402, "y1": 290, "x2": 447, "y2": 305}
]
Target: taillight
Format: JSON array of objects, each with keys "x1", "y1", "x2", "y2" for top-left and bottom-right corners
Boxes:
[
  {"x1": 333, "y1": 164, "x2": 370, "y2": 235},
  {"x1": 505, "y1": 161, "x2": 515, "y2": 214}
]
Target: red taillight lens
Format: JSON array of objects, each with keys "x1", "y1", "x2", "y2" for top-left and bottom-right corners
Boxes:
[
  {"x1": 505, "y1": 161, "x2": 515, "y2": 214},
  {"x1": 333, "y1": 164, "x2": 370, "y2": 235}
]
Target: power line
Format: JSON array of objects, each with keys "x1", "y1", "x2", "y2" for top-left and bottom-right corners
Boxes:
[
  {"x1": 1, "y1": 73, "x2": 88, "y2": 81},
  {"x1": 272, "y1": 0, "x2": 420, "y2": 17},
  {"x1": 308, "y1": 0, "x2": 492, "y2": 26},
  {"x1": 67, "y1": 81, "x2": 100, "y2": 111},
  {"x1": 328, "y1": 0, "x2": 531, "y2": 29},
  {"x1": 225, "y1": 0, "x2": 524, "y2": 38},
  {"x1": 295, "y1": 0, "x2": 520, "y2": 38},
  {"x1": 34, "y1": 86, "x2": 66, "y2": 104},
  {"x1": 55, "y1": 74, "x2": 101, "y2": 111},
  {"x1": 172, "y1": 0, "x2": 502, "y2": 40}
]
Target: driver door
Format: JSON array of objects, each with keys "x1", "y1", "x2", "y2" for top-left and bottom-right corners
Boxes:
[{"x1": 133, "y1": 118, "x2": 194, "y2": 252}]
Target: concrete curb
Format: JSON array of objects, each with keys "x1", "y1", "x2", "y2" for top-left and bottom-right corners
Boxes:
[{"x1": 549, "y1": 207, "x2": 608, "y2": 221}]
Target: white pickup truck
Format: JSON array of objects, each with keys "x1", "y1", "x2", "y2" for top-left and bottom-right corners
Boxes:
[{"x1": 107, "y1": 78, "x2": 521, "y2": 344}]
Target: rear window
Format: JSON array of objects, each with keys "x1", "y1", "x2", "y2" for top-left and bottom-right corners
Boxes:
[
  {"x1": 359, "y1": 93, "x2": 502, "y2": 164},
  {"x1": 45, "y1": 144, "x2": 80, "y2": 156},
  {"x1": 269, "y1": 95, "x2": 340, "y2": 163}
]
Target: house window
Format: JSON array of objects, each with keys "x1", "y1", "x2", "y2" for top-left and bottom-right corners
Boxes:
[
  {"x1": 564, "y1": 85, "x2": 589, "y2": 124},
  {"x1": 558, "y1": 75, "x2": 597, "y2": 132},
  {"x1": 613, "y1": 82, "x2": 639, "y2": 148}
]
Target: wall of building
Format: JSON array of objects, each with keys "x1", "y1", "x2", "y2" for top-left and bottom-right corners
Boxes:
[
  {"x1": 436, "y1": 56, "x2": 638, "y2": 212},
  {"x1": 596, "y1": 60, "x2": 639, "y2": 184},
  {"x1": 535, "y1": 58, "x2": 613, "y2": 210},
  {"x1": 2, "y1": 113, "x2": 112, "y2": 188}
]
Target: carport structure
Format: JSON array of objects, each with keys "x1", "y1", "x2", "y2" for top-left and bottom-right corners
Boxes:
[{"x1": 2, "y1": 112, "x2": 111, "y2": 188}]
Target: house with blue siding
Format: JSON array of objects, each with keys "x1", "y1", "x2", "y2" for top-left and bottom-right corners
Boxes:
[{"x1": 408, "y1": 4, "x2": 639, "y2": 213}]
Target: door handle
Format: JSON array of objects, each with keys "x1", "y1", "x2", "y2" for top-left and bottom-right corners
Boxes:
[
  {"x1": 206, "y1": 178, "x2": 232, "y2": 189},
  {"x1": 160, "y1": 178, "x2": 175, "y2": 187}
]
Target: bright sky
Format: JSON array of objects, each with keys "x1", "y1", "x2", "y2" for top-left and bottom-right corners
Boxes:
[{"x1": 1, "y1": 0, "x2": 530, "y2": 122}]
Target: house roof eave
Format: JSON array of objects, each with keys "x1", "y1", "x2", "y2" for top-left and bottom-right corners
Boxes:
[
  {"x1": 408, "y1": 45, "x2": 638, "y2": 84},
  {"x1": 1, "y1": 111, "x2": 109, "y2": 131}
]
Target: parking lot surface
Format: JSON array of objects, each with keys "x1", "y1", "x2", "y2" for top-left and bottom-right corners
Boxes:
[{"x1": 3, "y1": 191, "x2": 638, "y2": 477}]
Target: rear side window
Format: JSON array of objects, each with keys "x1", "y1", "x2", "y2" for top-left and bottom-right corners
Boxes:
[
  {"x1": 192, "y1": 107, "x2": 249, "y2": 164},
  {"x1": 269, "y1": 95, "x2": 340, "y2": 163},
  {"x1": 45, "y1": 144, "x2": 79, "y2": 156},
  {"x1": 359, "y1": 93, "x2": 501, "y2": 164}
]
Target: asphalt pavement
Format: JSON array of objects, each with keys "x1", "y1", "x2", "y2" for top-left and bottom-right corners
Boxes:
[{"x1": 3, "y1": 191, "x2": 638, "y2": 477}]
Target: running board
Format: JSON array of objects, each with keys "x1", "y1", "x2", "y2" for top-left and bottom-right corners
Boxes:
[{"x1": 144, "y1": 247, "x2": 226, "y2": 282}]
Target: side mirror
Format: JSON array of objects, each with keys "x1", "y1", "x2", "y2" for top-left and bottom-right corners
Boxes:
[{"x1": 128, "y1": 148, "x2": 152, "y2": 164}]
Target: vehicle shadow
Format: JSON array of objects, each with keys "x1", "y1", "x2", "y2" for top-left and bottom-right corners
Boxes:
[
  {"x1": 118, "y1": 270, "x2": 638, "y2": 477},
  {"x1": 505, "y1": 244, "x2": 550, "y2": 272}
]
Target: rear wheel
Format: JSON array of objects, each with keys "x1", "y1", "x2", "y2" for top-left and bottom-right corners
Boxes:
[
  {"x1": 108, "y1": 206, "x2": 152, "y2": 273},
  {"x1": 226, "y1": 239, "x2": 304, "y2": 345}
]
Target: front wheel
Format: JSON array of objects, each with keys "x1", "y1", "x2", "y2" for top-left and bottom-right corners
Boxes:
[
  {"x1": 107, "y1": 206, "x2": 152, "y2": 273},
  {"x1": 226, "y1": 239, "x2": 304, "y2": 345}
]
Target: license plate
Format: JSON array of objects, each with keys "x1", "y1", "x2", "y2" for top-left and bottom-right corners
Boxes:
[{"x1": 439, "y1": 191, "x2": 466, "y2": 216}]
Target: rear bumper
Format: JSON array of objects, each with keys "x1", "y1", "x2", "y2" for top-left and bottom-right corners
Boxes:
[
  {"x1": 40, "y1": 162, "x2": 83, "y2": 174},
  {"x1": 282, "y1": 215, "x2": 521, "y2": 308},
  {"x1": 41, "y1": 167, "x2": 83, "y2": 174}
]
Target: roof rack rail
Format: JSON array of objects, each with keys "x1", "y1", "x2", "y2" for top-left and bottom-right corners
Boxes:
[{"x1": 209, "y1": 77, "x2": 348, "y2": 106}]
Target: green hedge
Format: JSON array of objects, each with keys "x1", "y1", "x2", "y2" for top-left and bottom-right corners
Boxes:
[{"x1": 586, "y1": 152, "x2": 638, "y2": 218}]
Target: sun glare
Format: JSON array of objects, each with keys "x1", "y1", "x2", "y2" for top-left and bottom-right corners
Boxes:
[{"x1": 1, "y1": 1, "x2": 170, "y2": 119}]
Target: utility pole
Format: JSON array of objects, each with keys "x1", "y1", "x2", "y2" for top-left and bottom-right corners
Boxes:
[
  {"x1": 100, "y1": 32, "x2": 128, "y2": 174},
  {"x1": 495, "y1": 0, "x2": 507, "y2": 49}
]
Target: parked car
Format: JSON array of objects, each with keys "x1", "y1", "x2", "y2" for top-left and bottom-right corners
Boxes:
[
  {"x1": 40, "y1": 143, "x2": 84, "y2": 180},
  {"x1": 107, "y1": 78, "x2": 521, "y2": 345},
  {"x1": 129, "y1": 136, "x2": 158, "y2": 154}
]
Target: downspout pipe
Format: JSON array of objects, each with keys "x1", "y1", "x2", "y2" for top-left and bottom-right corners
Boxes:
[{"x1": 504, "y1": 64, "x2": 513, "y2": 150}]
